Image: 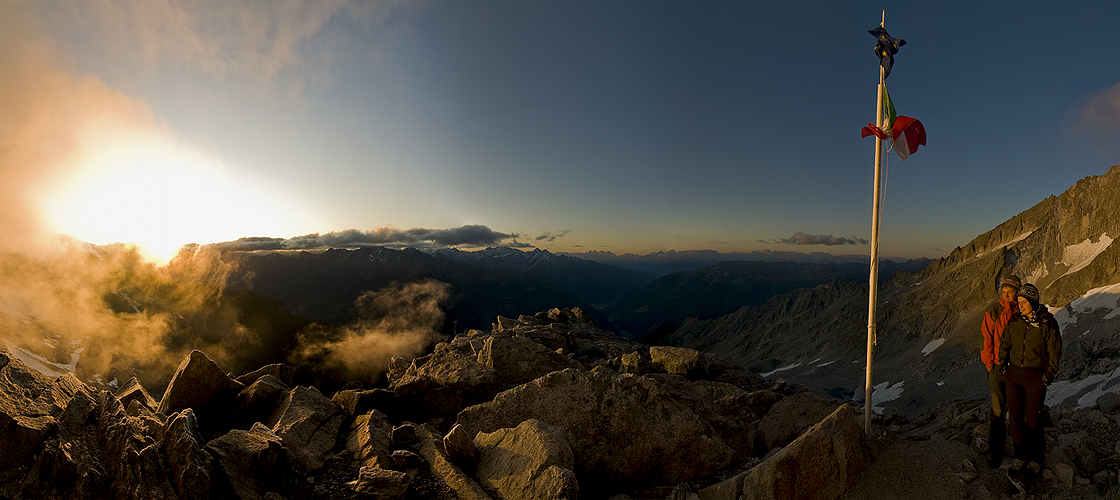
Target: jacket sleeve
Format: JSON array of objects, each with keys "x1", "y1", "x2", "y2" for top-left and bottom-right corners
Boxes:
[
  {"x1": 1044, "y1": 318, "x2": 1062, "y2": 385},
  {"x1": 998, "y1": 320, "x2": 1013, "y2": 371},
  {"x1": 980, "y1": 310, "x2": 997, "y2": 371}
]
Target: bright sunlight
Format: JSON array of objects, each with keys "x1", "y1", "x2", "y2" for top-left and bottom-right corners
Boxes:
[{"x1": 43, "y1": 132, "x2": 310, "y2": 264}]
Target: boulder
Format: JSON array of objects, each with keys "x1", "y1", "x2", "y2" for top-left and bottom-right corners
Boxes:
[
  {"x1": 332, "y1": 388, "x2": 394, "y2": 417},
  {"x1": 157, "y1": 350, "x2": 244, "y2": 432},
  {"x1": 476, "y1": 335, "x2": 576, "y2": 387},
  {"x1": 755, "y1": 392, "x2": 839, "y2": 453},
  {"x1": 235, "y1": 363, "x2": 294, "y2": 387},
  {"x1": 390, "y1": 343, "x2": 501, "y2": 422},
  {"x1": 650, "y1": 346, "x2": 708, "y2": 380},
  {"x1": 391, "y1": 423, "x2": 418, "y2": 448},
  {"x1": 474, "y1": 419, "x2": 579, "y2": 500},
  {"x1": 231, "y1": 375, "x2": 289, "y2": 430},
  {"x1": 702, "y1": 404, "x2": 871, "y2": 500},
  {"x1": 205, "y1": 423, "x2": 286, "y2": 500},
  {"x1": 267, "y1": 386, "x2": 345, "y2": 471},
  {"x1": 644, "y1": 374, "x2": 758, "y2": 459},
  {"x1": 442, "y1": 423, "x2": 478, "y2": 470},
  {"x1": 414, "y1": 424, "x2": 493, "y2": 500},
  {"x1": 346, "y1": 466, "x2": 409, "y2": 499},
  {"x1": 391, "y1": 343, "x2": 502, "y2": 400},
  {"x1": 618, "y1": 350, "x2": 656, "y2": 376},
  {"x1": 161, "y1": 409, "x2": 212, "y2": 500},
  {"x1": 1097, "y1": 391, "x2": 1120, "y2": 413},
  {"x1": 114, "y1": 377, "x2": 157, "y2": 412},
  {"x1": 347, "y1": 410, "x2": 394, "y2": 470},
  {"x1": 457, "y1": 369, "x2": 734, "y2": 491}
]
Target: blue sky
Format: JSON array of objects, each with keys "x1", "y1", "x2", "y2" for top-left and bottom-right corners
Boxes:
[{"x1": 4, "y1": 0, "x2": 1118, "y2": 261}]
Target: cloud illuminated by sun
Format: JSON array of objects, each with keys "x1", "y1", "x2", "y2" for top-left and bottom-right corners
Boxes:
[{"x1": 42, "y1": 131, "x2": 315, "y2": 264}]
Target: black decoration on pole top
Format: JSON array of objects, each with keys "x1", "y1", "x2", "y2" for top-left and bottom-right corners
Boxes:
[{"x1": 869, "y1": 26, "x2": 906, "y2": 79}]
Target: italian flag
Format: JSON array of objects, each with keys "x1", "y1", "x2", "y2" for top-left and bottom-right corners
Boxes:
[{"x1": 861, "y1": 87, "x2": 926, "y2": 160}]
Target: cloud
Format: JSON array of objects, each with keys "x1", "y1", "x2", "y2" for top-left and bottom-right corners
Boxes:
[
  {"x1": 1067, "y1": 82, "x2": 1120, "y2": 155},
  {"x1": 213, "y1": 225, "x2": 519, "y2": 251},
  {"x1": 534, "y1": 229, "x2": 571, "y2": 242},
  {"x1": 290, "y1": 279, "x2": 450, "y2": 382},
  {"x1": 768, "y1": 232, "x2": 869, "y2": 246},
  {"x1": 35, "y1": 0, "x2": 418, "y2": 97}
]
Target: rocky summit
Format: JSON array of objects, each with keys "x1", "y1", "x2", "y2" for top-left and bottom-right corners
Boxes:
[{"x1": 3, "y1": 306, "x2": 1119, "y2": 500}]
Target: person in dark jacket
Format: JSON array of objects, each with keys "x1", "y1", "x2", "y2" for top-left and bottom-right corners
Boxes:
[
  {"x1": 980, "y1": 275, "x2": 1020, "y2": 467},
  {"x1": 999, "y1": 283, "x2": 1061, "y2": 489}
]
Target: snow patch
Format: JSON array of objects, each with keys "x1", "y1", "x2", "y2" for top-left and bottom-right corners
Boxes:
[
  {"x1": 1059, "y1": 282, "x2": 1120, "y2": 325},
  {"x1": 921, "y1": 338, "x2": 946, "y2": 356},
  {"x1": 936, "y1": 381, "x2": 945, "y2": 386},
  {"x1": 866, "y1": 381, "x2": 904, "y2": 414},
  {"x1": 760, "y1": 362, "x2": 803, "y2": 377},
  {"x1": 3, "y1": 339, "x2": 79, "y2": 378},
  {"x1": 1025, "y1": 264, "x2": 1048, "y2": 286},
  {"x1": 1046, "y1": 366, "x2": 1120, "y2": 410},
  {"x1": 1059, "y1": 234, "x2": 1113, "y2": 276},
  {"x1": 817, "y1": 360, "x2": 836, "y2": 367}
]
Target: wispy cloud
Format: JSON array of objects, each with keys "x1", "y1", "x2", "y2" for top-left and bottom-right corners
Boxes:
[
  {"x1": 213, "y1": 225, "x2": 519, "y2": 251},
  {"x1": 764, "y1": 232, "x2": 869, "y2": 246},
  {"x1": 1067, "y1": 82, "x2": 1120, "y2": 155},
  {"x1": 35, "y1": 0, "x2": 419, "y2": 97},
  {"x1": 534, "y1": 229, "x2": 571, "y2": 242}
]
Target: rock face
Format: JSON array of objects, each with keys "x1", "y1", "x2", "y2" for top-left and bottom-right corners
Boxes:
[
  {"x1": 457, "y1": 368, "x2": 735, "y2": 491},
  {"x1": 162, "y1": 409, "x2": 213, "y2": 500},
  {"x1": 205, "y1": 423, "x2": 286, "y2": 499},
  {"x1": 474, "y1": 419, "x2": 579, "y2": 500},
  {"x1": 738, "y1": 405, "x2": 870, "y2": 500},
  {"x1": 755, "y1": 392, "x2": 840, "y2": 453},
  {"x1": 266, "y1": 386, "x2": 345, "y2": 471},
  {"x1": 10, "y1": 304, "x2": 1117, "y2": 499},
  {"x1": 158, "y1": 350, "x2": 244, "y2": 432},
  {"x1": 346, "y1": 410, "x2": 394, "y2": 470}
]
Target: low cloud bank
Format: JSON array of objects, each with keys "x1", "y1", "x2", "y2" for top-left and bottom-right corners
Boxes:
[
  {"x1": 765, "y1": 232, "x2": 869, "y2": 246},
  {"x1": 213, "y1": 225, "x2": 528, "y2": 251}
]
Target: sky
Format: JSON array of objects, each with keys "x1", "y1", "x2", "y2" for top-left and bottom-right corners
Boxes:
[{"x1": 2, "y1": 0, "x2": 1118, "y2": 263}]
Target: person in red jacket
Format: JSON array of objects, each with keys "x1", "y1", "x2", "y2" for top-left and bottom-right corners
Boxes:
[
  {"x1": 999, "y1": 283, "x2": 1062, "y2": 492},
  {"x1": 980, "y1": 275, "x2": 1020, "y2": 467}
]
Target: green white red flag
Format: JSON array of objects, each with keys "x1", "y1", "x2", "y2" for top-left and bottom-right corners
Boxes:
[{"x1": 861, "y1": 87, "x2": 926, "y2": 160}]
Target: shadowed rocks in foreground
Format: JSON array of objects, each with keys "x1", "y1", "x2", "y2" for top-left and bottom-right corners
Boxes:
[{"x1": 3, "y1": 307, "x2": 1116, "y2": 499}]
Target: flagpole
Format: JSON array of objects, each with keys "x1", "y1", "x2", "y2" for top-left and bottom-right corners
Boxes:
[{"x1": 865, "y1": 10, "x2": 886, "y2": 435}]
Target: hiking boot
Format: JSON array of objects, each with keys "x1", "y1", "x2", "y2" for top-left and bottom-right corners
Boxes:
[
  {"x1": 1007, "y1": 459, "x2": 1025, "y2": 479},
  {"x1": 1023, "y1": 461, "x2": 1042, "y2": 481}
]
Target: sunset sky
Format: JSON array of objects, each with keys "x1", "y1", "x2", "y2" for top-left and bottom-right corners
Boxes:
[{"x1": 3, "y1": 0, "x2": 1118, "y2": 262}]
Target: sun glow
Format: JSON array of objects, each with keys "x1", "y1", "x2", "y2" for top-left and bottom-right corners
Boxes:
[{"x1": 43, "y1": 132, "x2": 310, "y2": 264}]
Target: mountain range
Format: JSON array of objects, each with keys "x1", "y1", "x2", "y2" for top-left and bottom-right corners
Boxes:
[{"x1": 662, "y1": 164, "x2": 1120, "y2": 416}]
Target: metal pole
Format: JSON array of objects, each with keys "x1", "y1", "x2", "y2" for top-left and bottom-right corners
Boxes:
[{"x1": 865, "y1": 10, "x2": 886, "y2": 435}]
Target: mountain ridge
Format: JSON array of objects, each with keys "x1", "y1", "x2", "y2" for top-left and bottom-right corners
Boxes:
[{"x1": 665, "y1": 163, "x2": 1120, "y2": 416}]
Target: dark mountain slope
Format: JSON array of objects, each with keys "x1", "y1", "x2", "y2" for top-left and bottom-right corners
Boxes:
[
  {"x1": 427, "y1": 247, "x2": 655, "y2": 308},
  {"x1": 227, "y1": 246, "x2": 613, "y2": 332},
  {"x1": 666, "y1": 164, "x2": 1120, "y2": 416},
  {"x1": 607, "y1": 259, "x2": 930, "y2": 339}
]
